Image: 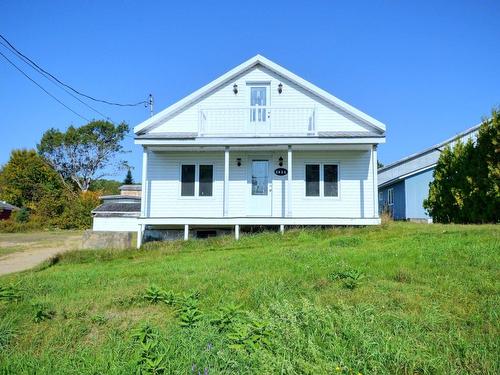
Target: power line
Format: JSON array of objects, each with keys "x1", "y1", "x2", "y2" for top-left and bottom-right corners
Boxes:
[
  {"x1": 0, "y1": 49, "x2": 90, "y2": 121},
  {"x1": 0, "y1": 33, "x2": 148, "y2": 107},
  {"x1": 0, "y1": 41, "x2": 113, "y2": 122}
]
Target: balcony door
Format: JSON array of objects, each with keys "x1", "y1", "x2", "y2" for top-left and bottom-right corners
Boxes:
[
  {"x1": 247, "y1": 159, "x2": 272, "y2": 216},
  {"x1": 249, "y1": 85, "x2": 270, "y2": 133}
]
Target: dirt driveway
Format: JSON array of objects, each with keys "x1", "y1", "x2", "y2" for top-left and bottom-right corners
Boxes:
[{"x1": 0, "y1": 231, "x2": 83, "y2": 276}]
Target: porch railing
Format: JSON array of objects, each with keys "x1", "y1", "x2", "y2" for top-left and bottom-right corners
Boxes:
[{"x1": 198, "y1": 107, "x2": 316, "y2": 136}]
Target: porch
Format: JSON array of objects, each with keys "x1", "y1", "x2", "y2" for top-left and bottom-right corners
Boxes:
[{"x1": 137, "y1": 143, "x2": 380, "y2": 247}]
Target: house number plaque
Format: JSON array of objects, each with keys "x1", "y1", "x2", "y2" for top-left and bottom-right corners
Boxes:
[{"x1": 274, "y1": 168, "x2": 288, "y2": 176}]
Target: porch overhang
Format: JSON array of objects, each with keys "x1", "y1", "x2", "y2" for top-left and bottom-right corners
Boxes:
[{"x1": 135, "y1": 136, "x2": 385, "y2": 147}]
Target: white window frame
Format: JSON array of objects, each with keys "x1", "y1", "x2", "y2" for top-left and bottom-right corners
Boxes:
[
  {"x1": 378, "y1": 191, "x2": 383, "y2": 202},
  {"x1": 387, "y1": 188, "x2": 394, "y2": 206},
  {"x1": 178, "y1": 162, "x2": 215, "y2": 199},
  {"x1": 304, "y1": 162, "x2": 341, "y2": 199}
]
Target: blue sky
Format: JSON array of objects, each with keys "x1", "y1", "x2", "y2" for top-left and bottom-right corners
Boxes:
[{"x1": 1, "y1": 1, "x2": 499, "y2": 182}]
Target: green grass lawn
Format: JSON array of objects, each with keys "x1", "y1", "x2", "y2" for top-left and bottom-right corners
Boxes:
[{"x1": 0, "y1": 223, "x2": 498, "y2": 374}]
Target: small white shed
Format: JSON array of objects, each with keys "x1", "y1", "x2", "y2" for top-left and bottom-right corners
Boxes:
[{"x1": 92, "y1": 185, "x2": 141, "y2": 232}]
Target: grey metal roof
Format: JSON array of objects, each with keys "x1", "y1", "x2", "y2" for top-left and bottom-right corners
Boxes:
[
  {"x1": 135, "y1": 132, "x2": 198, "y2": 139},
  {"x1": 0, "y1": 201, "x2": 20, "y2": 211},
  {"x1": 119, "y1": 184, "x2": 142, "y2": 191},
  {"x1": 136, "y1": 131, "x2": 383, "y2": 140},
  {"x1": 318, "y1": 131, "x2": 384, "y2": 138},
  {"x1": 378, "y1": 123, "x2": 481, "y2": 187},
  {"x1": 92, "y1": 202, "x2": 141, "y2": 213},
  {"x1": 100, "y1": 195, "x2": 141, "y2": 202}
]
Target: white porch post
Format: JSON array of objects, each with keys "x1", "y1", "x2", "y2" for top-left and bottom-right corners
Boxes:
[
  {"x1": 235, "y1": 224, "x2": 240, "y2": 240},
  {"x1": 280, "y1": 224, "x2": 285, "y2": 234},
  {"x1": 287, "y1": 145, "x2": 293, "y2": 217},
  {"x1": 140, "y1": 147, "x2": 149, "y2": 217},
  {"x1": 137, "y1": 224, "x2": 144, "y2": 249},
  {"x1": 137, "y1": 147, "x2": 148, "y2": 249},
  {"x1": 224, "y1": 146, "x2": 230, "y2": 217},
  {"x1": 184, "y1": 224, "x2": 189, "y2": 241},
  {"x1": 372, "y1": 145, "x2": 379, "y2": 218}
]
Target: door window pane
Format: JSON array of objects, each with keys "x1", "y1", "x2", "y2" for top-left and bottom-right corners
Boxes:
[
  {"x1": 305, "y1": 164, "x2": 320, "y2": 196},
  {"x1": 250, "y1": 87, "x2": 267, "y2": 122},
  {"x1": 252, "y1": 160, "x2": 268, "y2": 195},
  {"x1": 181, "y1": 165, "x2": 195, "y2": 196},
  {"x1": 324, "y1": 164, "x2": 339, "y2": 197},
  {"x1": 199, "y1": 165, "x2": 213, "y2": 197}
]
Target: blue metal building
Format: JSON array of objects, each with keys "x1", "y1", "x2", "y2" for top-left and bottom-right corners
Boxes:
[{"x1": 378, "y1": 124, "x2": 480, "y2": 221}]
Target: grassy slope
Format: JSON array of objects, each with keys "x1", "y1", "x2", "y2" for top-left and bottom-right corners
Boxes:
[{"x1": 0, "y1": 223, "x2": 498, "y2": 374}]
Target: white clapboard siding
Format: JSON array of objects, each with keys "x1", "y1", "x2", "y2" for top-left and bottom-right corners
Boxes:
[
  {"x1": 145, "y1": 150, "x2": 375, "y2": 219},
  {"x1": 147, "y1": 151, "x2": 224, "y2": 217},
  {"x1": 291, "y1": 151, "x2": 374, "y2": 218},
  {"x1": 93, "y1": 217, "x2": 139, "y2": 232},
  {"x1": 149, "y1": 66, "x2": 373, "y2": 135}
]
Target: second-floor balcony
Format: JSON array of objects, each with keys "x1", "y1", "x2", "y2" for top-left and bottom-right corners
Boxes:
[{"x1": 198, "y1": 107, "x2": 316, "y2": 137}]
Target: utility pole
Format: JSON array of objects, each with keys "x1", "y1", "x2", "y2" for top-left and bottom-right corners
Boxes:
[{"x1": 148, "y1": 93, "x2": 154, "y2": 117}]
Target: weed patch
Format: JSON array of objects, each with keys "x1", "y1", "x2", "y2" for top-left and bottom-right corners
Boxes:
[
  {"x1": 329, "y1": 236, "x2": 362, "y2": 248},
  {"x1": 32, "y1": 303, "x2": 56, "y2": 323},
  {"x1": 0, "y1": 284, "x2": 22, "y2": 302}
]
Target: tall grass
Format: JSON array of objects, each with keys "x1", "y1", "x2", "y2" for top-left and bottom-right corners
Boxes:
[{"x1": 0, "y1": 222, "x2": 498, "y2": 374}]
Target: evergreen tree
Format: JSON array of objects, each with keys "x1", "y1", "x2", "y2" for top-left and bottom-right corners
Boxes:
[
  {"x1": 424, "y1": 108, "x2": 499, "y2": 223},
  {"x1": 123, "y1": 169, "x2": 134, "y2": 184}
]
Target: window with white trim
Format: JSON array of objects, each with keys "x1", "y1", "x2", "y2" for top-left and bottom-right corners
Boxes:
[
  {"x1": 378, "y1": 191, "x2": 383, "y2": 202},
  {"x1": 181, "y1": 164, "x2": 213, "y2": 197},
  {"x1": 305, "y1": 163, "x2": 339, "y2": 197},
  {"x1": 387, "y1": 188, "x2": 394, "y2": 205}
]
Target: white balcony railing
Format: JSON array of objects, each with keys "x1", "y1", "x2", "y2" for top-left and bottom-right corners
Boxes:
[{"x1": 198, "y1": 107, "x2": 316, "y2": 137}]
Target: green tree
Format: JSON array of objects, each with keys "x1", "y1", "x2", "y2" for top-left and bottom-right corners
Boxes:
[
  {"x1": 424, "y1": 108, "x2": 500, "y2": 223},
  {"x1": 123, "y1": 169, "x2": 134, "y2": 184},
  {"x1": 0, "y1": 149, "x2": 63, "y2": 208},
  {"x1": 89, "y1": 179, "x2": 121, "y2": 195},
  {"x1": 37, "y1": 120, "x2": 129, "y2": 192}
]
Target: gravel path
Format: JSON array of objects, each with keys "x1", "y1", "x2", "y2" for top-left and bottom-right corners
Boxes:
[{"x1": 0, "y1": 232, "x2": 82, "y2": 276}]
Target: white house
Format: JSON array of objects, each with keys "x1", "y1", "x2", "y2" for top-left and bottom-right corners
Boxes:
[{"x1": 134, "y1": 55, "x2": 386, "y2": 247}]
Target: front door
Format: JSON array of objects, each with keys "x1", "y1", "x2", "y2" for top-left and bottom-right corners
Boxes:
[{"x1": 248, "y1": 159, "x2": 272, "y2": 216}]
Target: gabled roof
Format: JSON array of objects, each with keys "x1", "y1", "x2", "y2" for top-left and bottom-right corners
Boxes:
[
  {"x1": 134, "y1": 54, "x2": 386, "y2": 135},
  {"x1": 378, "y1": 123, "x2": 481, "y2": 187}
]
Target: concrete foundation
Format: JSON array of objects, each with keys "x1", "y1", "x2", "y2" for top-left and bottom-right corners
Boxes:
[{"x1": 81, "y1": 230, "x2": 133, "y2": 249}]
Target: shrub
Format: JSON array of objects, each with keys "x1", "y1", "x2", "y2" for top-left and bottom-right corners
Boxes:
[
  {"x1": 56, "y1": 191, "x2": 100, "y2": 229},
  {"x1": 14, "y1": 208, "x2": 30, "y2": 223}
]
